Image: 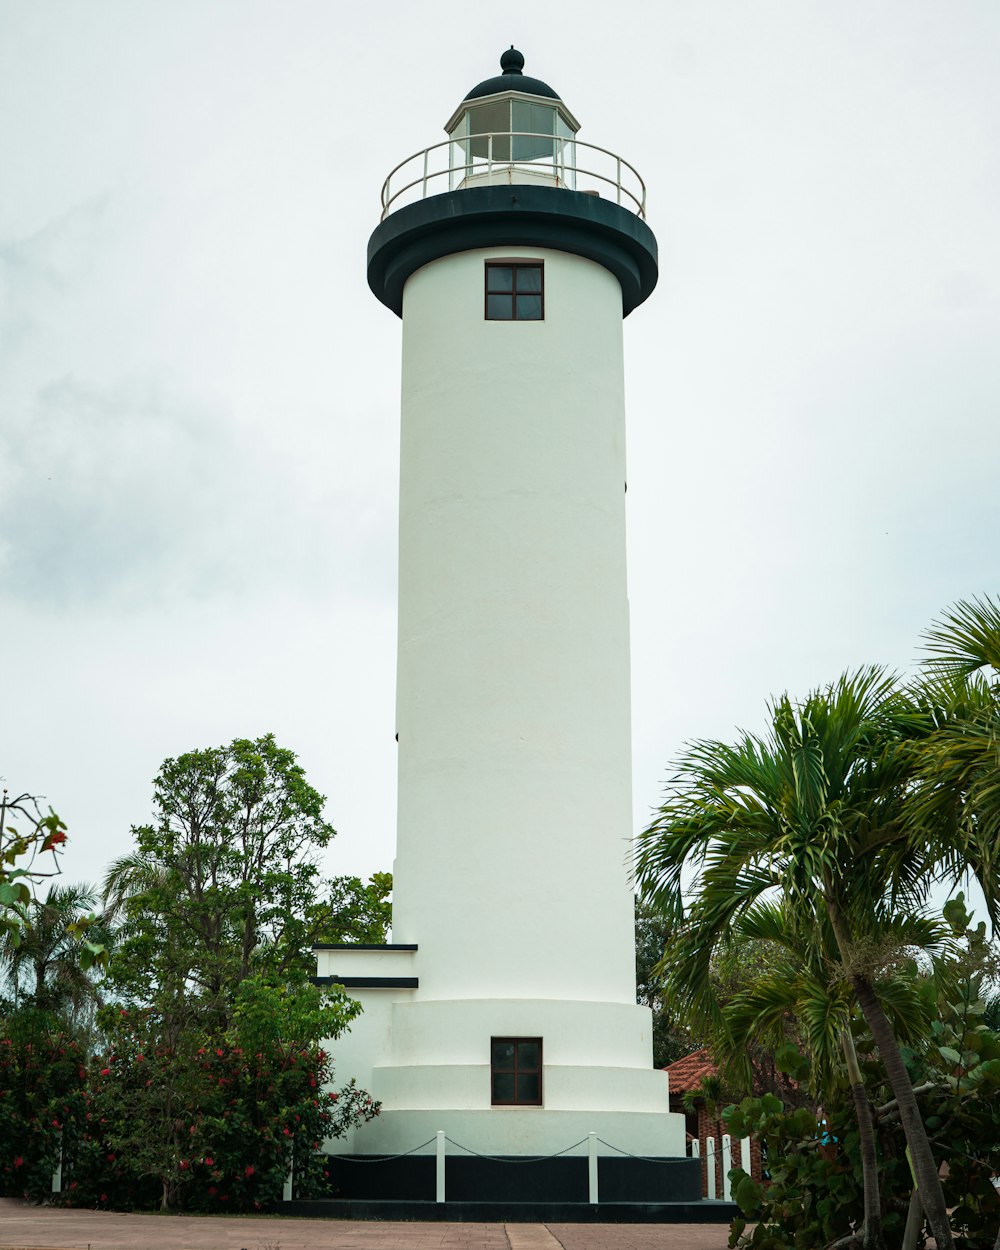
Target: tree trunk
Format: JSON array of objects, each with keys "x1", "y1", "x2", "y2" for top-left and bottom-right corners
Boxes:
[
  {"x1": 902, "y1": 1188, "x2": 923, "y2": 1250},
  {"x1": 841, "y1": 1028, "x2": 886, "y2": 1250},
  {"x1": 850, "y1": 973, "x2": 954, "y2": 1250}
]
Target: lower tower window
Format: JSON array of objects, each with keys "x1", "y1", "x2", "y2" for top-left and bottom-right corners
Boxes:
[
  {"x1": 491, "y1": 1037, "x2": 542, "y2": 1105},
  {"x1": 485, "y1": 263, "x2": 543, "y2": 320}
]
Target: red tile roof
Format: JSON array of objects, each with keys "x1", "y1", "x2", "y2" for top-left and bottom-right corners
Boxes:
[{"x1": 663, "y1": 1047, "x2": 717, "y2": 1093}]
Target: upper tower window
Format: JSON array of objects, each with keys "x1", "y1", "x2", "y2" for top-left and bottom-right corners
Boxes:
[{"x1": 486, "y1": 263, "x2": 543, "y2": 320}]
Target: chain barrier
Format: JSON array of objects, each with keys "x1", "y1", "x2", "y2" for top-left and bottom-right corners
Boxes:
[
  {"x1": 331, "y1": 1137, "x2": 437, "y2": 1163},
  {"x1": 444, "y1": 1135, "x2": 589, "y2": 1164},
  {"x1": 595, "y1": 1136, "x2": 672, "y2": 1164},
  {"x1": 332, "y1": 1134, "x2": 676, "y2": 1168}
]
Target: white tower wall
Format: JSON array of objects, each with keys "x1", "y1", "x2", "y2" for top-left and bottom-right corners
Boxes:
[
  {"x1": 322, "y1": 241, "x2": 684, "y2": 1157},
  {"x1": 392, "y1": 245, "x2": 635, "y2": 1002}
]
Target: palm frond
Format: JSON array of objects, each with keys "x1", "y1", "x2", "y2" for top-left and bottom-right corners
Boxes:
[{"x1": 921, "y1": 594, "x2": 1000, "y2": 678}]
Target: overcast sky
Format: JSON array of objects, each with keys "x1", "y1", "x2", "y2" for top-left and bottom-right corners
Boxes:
[{"x1": 2, "y1": 2, "x2": 998, "y2": 904}]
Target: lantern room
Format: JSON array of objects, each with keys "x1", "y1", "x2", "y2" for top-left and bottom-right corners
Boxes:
[{"x1": 444, "y1": 47, "x2": 580, "y2": 190}]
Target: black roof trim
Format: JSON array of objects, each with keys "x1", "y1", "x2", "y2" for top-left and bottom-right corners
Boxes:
[
  {"x1": 314, "y1": 975, "x2": 418, "y2": 989},
  {"x1": 312, "y1": 943, "x2": 417, "y2": 951},
  {"x1": 368, "y1": 185, "x2": 658, "y2": 318}
]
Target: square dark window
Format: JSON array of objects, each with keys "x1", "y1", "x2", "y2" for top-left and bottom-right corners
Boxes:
[
  {"x1": 486, "y1": 263, "x2": 543, "y2": 320},
  {"x1": 491, "y1": 1037, "x2": 542, "y2": 1105}
]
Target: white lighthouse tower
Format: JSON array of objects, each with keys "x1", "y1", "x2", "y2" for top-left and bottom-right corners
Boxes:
[{"x1": 317, "y1": 48, "x2": 688, "y2": 1186}]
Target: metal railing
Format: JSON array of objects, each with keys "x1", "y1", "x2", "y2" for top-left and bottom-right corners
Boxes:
[{"x1": 380, "y1": 133, "x2": 647, "y2": 221}]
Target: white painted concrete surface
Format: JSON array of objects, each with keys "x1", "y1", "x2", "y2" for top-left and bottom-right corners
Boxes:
[{"x1": 322, "y1": 220, "x2": 684, "y2": 1158}]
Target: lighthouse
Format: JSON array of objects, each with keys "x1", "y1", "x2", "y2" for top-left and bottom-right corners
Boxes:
[{"x1": 316, "y1": 48, "x2": 688, "y2": 1188}]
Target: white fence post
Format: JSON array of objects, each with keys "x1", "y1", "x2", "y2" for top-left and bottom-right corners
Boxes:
[
  {"x1": 706, "y1": 1136, "x2": 717, "y2": 1200},
  {"x1": 722, "y1": 1133, "x2": 733, "y2": 1201},
  {"x1": 436, "y1": 1130, "x2": 446, "y2": 1203},
  {"x1": 50, "y1": 1133, "x2": 62, "y2": 1194},
  {"x1": 588, "y1": 1132, "x2": 598, "y2": 1205},
  {"x1": 736, "y1": 1134, "x2": 750, "y2": 1179},
  {"x1": 282, "y1": 1146, "x2": 293, "y2": 1201}
]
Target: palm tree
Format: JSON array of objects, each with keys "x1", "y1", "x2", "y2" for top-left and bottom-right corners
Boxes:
[
  {"x1": 0, "y1": 882, "x2": 107, "y2": 1017},
  {"x1": 908, "y1": 594, "x2": 1000, "y2": 913},
  {"x1": 634, "y1": 667, "x2": 970, "y2": 1250},
  {"x1": 704, "y1": 900, "x2": 944, "y2": 1250}
]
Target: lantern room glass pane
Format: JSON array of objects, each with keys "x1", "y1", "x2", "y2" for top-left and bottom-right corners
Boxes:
[
  {"x1": 511, "y1": 100, "x2": 557, "y2": 162},
  {"x1": 448, "y1": 111, "x2": 470, "y2": 189},
  {"x1": 465, "y1": 100, "x2": 512, "y2": 162},
  {"x1": 555, "y1": 115, "x2": 576, "y2": 188}
]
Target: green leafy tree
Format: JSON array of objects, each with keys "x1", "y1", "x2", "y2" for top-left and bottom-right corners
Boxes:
[
  {"x1": 318, "y1": 872, "x2": 393, "y2": 945},
  {"x1": 634, "y1": 898, "x2": 696, "y2": 1067},
  {"x1": 634, "y1": 667, "x2": 979, "y2": 1250},
  {"x1": 76, "y1": 982, "x2": 371, "y2": 1211},
  {"x1": 104, "y1": 735, "x2": 338, "y2": 1018}
]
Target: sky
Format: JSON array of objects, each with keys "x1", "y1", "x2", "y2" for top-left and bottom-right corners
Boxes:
[{"x1": 1, "y1": 1, "x2": 999, "y2": 904}]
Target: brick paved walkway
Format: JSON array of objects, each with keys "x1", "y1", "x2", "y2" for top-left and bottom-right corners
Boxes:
[{"x1": 0, "y1": 1200, "x2": 734, "y2": 1250}]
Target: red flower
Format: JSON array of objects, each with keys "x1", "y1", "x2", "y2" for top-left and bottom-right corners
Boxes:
[
  {"x1": 208, "y1": 1185, "x2": 217, "y2": 1196},
  {"x1": 220, "y1": 1194, "x2": 229, "y2": 1202},
  {"x1": 179, "y1": 1160, "x2": 189, "y2": 1170},
  {"x1": 282, "y1": 1127, "x2": 291, "y2": 1136},
  {"x1": 204, "y1": 1156, "x2": 214, "y2": 1166},
  {"x1": 245, "y1": 1165, "x2": 254, "y2": 1177},
  {"x1": 107, "y1": 1153, "x2": 116, "y2": 1163},
  {"x1": 100, "y1": 1193, "x2": 108, "y2": 1202},
  {"x1": 13, "y1": 1156, "x2": 23, "y2": 1168},
  {"x1": 215, "y1": 1047, "x2": 224, "y2": 1057},
  {"x1": 69, "y1": 1181, "x2": 77, "y2": 1190},
  {"x1": 100, "y1": 1068, "x2": 111, "y2": 1076}
]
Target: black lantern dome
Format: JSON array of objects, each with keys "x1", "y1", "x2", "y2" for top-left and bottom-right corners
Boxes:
[{"x1": 464, "y1": 47, "x2": 560, "y2": 101}]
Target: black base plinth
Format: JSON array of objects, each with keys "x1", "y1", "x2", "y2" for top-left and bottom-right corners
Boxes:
[
  {"x1": 279, "y1": 1153, "x2": 738, "y2": 1222},
  {"x1": 281, "y1": 1199, "x2": 739, "y2": 1224}
]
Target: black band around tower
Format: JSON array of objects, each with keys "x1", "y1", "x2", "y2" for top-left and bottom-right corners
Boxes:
[{"x1": 367, "y1": 185, "x2": 659, "y2": 318}]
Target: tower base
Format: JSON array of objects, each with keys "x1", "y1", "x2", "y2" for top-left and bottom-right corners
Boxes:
[{"x1": 282, "y1": 1149, "x2": 738, "y2": 1221}]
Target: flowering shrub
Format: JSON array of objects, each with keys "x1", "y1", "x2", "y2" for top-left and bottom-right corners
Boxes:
[
  {"x1": 0, "y1": 1010, "x2": 87, "y2": 1201},
  {"x1": 60, "y1": 999, "x2": 378, "y2": 1211}
]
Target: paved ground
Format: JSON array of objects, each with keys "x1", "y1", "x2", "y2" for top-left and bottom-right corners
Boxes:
[{"x1": 0, "y1": 1201, "x2": 734, "y2": 1250}]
